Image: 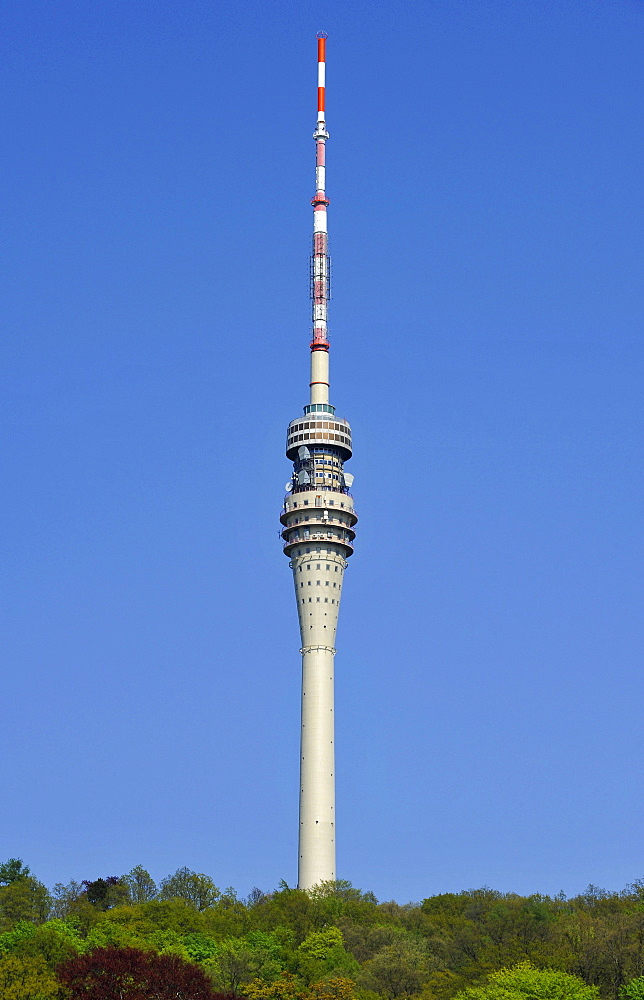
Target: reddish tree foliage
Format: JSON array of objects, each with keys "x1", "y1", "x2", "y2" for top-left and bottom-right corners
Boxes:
[{"x1": 57, "y1": 946, "x2": 218, "y2": 999}]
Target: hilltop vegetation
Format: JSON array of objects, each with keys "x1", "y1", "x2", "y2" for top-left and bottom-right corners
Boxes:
[{"x1": 2, "y1": 859, "x2": 644, "y2": 999}]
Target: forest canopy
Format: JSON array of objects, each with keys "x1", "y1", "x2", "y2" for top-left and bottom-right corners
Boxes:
[{"x1": 2, "y1": 860, "x2": 644, "y2": 1000}]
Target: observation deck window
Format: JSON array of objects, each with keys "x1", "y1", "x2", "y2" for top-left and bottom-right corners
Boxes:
[{"x1": 304, "y1": 403, "x2": 335, "y2": 415}]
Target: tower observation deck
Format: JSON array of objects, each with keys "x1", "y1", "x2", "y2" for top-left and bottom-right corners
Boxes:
[{"x1": 280, "y1": 34, "x2": 356, "y2": 892}]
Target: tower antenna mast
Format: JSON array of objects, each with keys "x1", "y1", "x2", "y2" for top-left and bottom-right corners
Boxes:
[{"x1": 280, "y1": 33, "x2": 357, "y2": 891}]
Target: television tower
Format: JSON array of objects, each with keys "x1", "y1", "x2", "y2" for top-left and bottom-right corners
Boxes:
[{"x1": 280, "y1": 33, "x2": 357, "y2": 891}]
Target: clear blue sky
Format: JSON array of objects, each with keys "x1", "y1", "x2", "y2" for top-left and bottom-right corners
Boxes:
[{"x1": 1, "y1": 0, "x2": 642, "y2": 904}]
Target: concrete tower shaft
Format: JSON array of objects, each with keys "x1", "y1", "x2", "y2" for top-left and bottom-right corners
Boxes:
[
  {"x1": 291, "y1": 544, "x2": 345, "y2": 891},
  {"x1": 281, "y1": 34, "x2": 356, "y2": 891}
]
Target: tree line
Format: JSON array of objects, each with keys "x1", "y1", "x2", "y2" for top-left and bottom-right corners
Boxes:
[{"x1": 2, "y1": 858, "x2": 644, "y2": 1000}]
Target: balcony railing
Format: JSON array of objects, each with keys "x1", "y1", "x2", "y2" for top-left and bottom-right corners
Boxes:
[{"x1": 280, "y1": 529, "x2": 356, "y2": 548}]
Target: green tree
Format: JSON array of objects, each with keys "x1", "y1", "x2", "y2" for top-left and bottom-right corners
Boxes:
[
  {"x1": 249, "y1": 886, "x2": 314, "y2": 945},
  {"x1": 123, "y1": 865, "x2": 157, "y2": 904},
  {"x1": 0, "y1": 861, "x2": 31, "y2": 886},
  {"x1": 245, "y1": 970, "x2": 307, "y2": 1000},
  {"x1": 0, "y1": 877, "x2": 51, "y2": 929},
  {"x1": 183, "y1": 932, "x2": 220, "y2": 963},
  {"x1": 49, "y1": 879, "x2": 84, "y2": 920},
  {"x1": 309, "y1": 978, "x2": 359, "y2": 1000},
  {"x1": 144, "y1": 928, "x2": 193, "y2": 958},
  {"x1": 0, "y1": 953, "x2": 59, "y2": 1000},
  {"x1": 295, "y1": 927, "x2": 360, "y2": 984},
  {"x1": 84, "y1": 915, "x2": 147, "y2": 953},
  {"x1": 358, "y1": 937, "x2": 435, "y2": 998},
  {"x1": 338, "y1": 923, "x2": 403, "y2": 964},
  {"x1": 622, "y1": 977, "x2": 644, "y2": 1000},
  {"x1": 453, "y1": 961, "x2": 601, "y2": 1000},
  {"x1": 8, "y1": 918, "x2": 82, "y2": 968},
  {"x1": 123, "y1": 898, "x2": 206, "y2": 935},
  {"x1": 307, "y1": 881, "x2": 379, "y2": 929},
  {"x1": 159, "y1": 868, "x2": 221, "y2": 911},
  {"x1": 299, "y1": 928, "x2": 345, "y2": 960},
  {"x1": 245, "y1": 972, "x2": 360, "y2": 1000},
  {"x1": 244, "y1": 929, "x2": 289, "y2": 981},
  {"x1": 208, "y1": 937, "x2": 257, "y2": 994},
  {"x1": 308, "y1": 882, "x2": 376, "y2": 906},
  {"x1": 0, "y1": 921, "x2": 38, "y2": 955},
  {"x1": 206, "y1": 931, "x2": 288, "y2": 994}
]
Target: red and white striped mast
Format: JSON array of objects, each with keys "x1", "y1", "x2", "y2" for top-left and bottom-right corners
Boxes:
[{"x1": 310, "y1": 31, "x2": 331, "y2": 405}]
